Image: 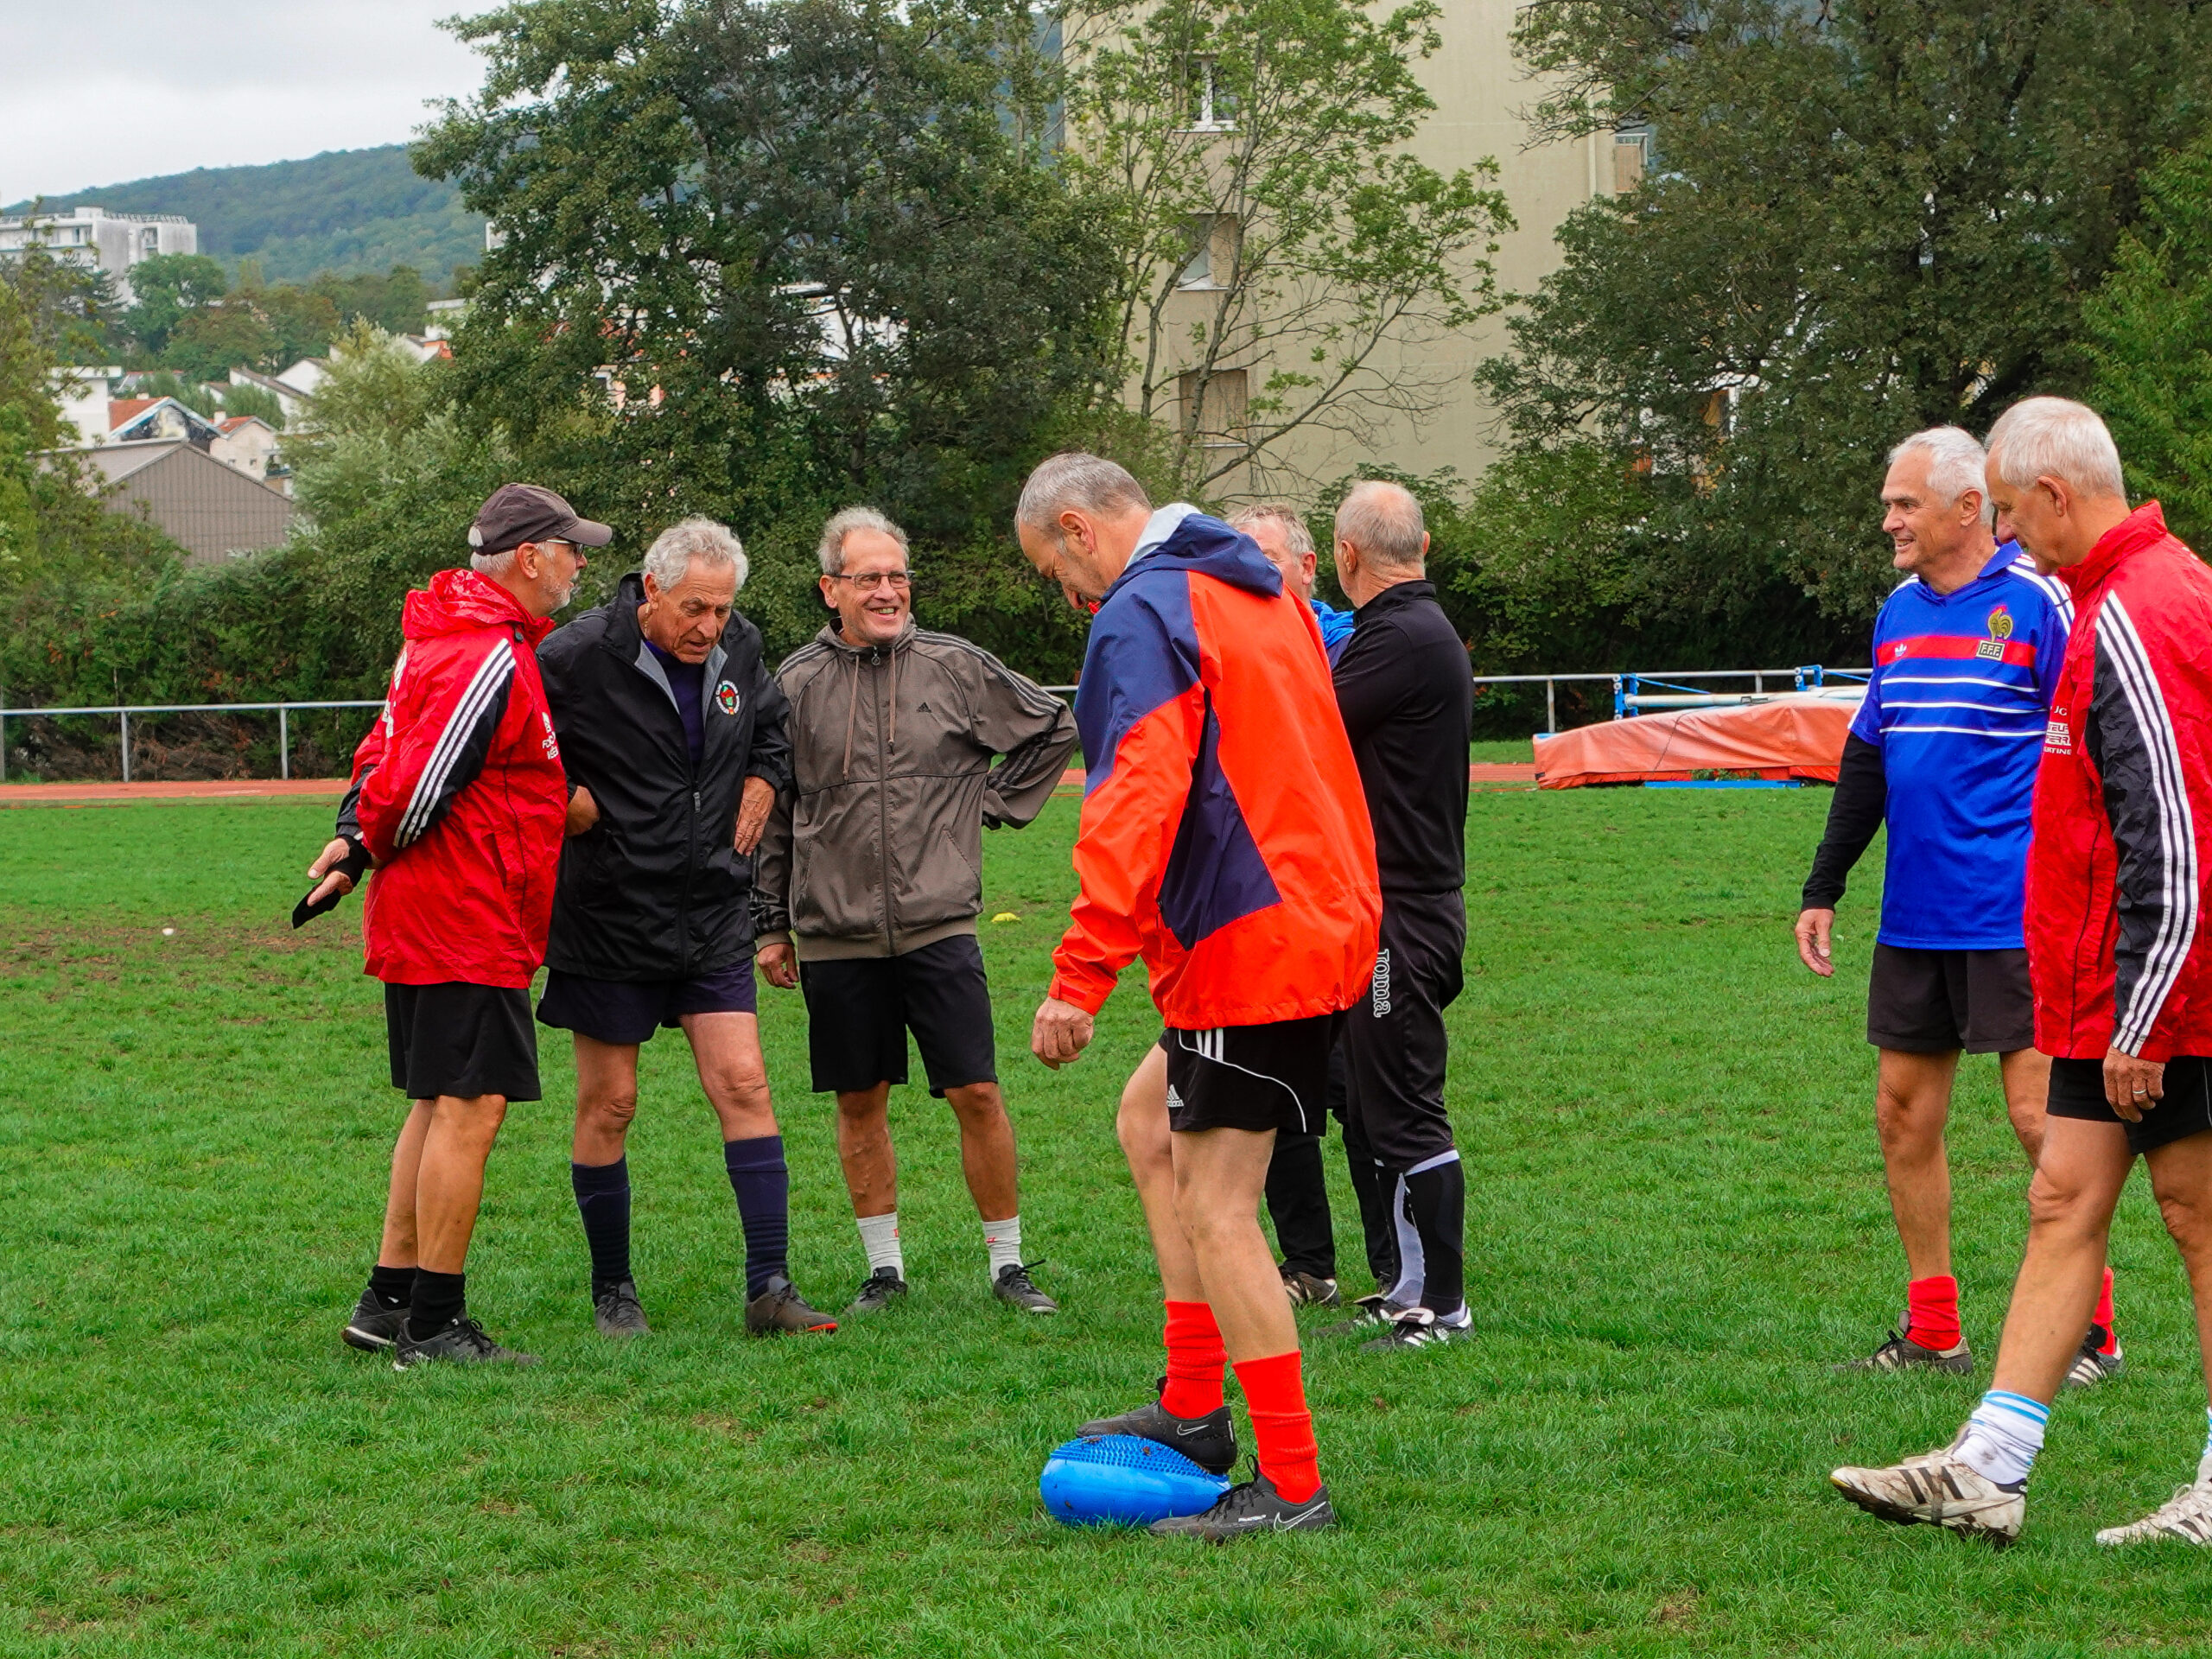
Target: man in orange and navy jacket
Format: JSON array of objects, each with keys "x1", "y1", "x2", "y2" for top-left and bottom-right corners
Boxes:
[{"x1": 1018, "y1": 451, "x2": 1379, "y2": 1541}]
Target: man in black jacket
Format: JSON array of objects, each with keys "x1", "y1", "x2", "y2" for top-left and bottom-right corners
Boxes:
[
  {"x1": 537, "y1": 517, "x2": 837, "y2": 1339},
  {"x1": 1316, "y1": 480, "x2": 1477, "y2": 1353}
]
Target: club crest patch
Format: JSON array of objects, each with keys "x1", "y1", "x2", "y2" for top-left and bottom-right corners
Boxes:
[
  {"x1": 1977, "y1": 603, "x2": 2013, "y2": 659},
  {"x1": 715, "y1": 680, "x2": 741, "y2": 715}
]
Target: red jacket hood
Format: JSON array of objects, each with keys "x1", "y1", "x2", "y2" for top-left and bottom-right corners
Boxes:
[
  {"x1": 403, "y1": 568, "x2": 556, "y2": 647},
  {"x1": 2059, "y1": 501, "x2": 2171, "y2": 599}
]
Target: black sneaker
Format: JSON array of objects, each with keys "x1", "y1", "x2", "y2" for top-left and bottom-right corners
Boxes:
[
  {"x1": 342, "y1": 1291, "x2": 410, "y2": 1353},
  {"x1": 1281, "y1": 1269, "x2": 1341, "y2": 1308},
  {"x1": 2065, "y1": 1324, "x2": 2126, "y2": 1388},
  {"x1": 1837, "y1": 1327, "x2": 1974, "y2": 1375},
  {"x1": 745, "y1": 1274, "x2": 838, "y2": 1335},
  {"x1": 392, "y1": 1317, "x2": 538, "y2": 1370},
  {"x1": 846, "y1": 1267, "x2": 909, "y2": 1314},
  {"x1": 1076, "y1": 1379, "x2": 1238, "y2": 1477},
  {"x1": 1148, "y1": 1468, "x2": 1336, "y2": 1540},
  {"x1": 1316, "y1": 1293, "x2": 1406, "y2": 1339},
  {"x1": 1360, "y1": 1306, "x2": 1470, "y2": 1351},
  {"x1": 592, "y1": 1278, "x2": 651, "y2": 1338},
  {"x1": 992, "y1": 1261, "x2": 1058, "y2": 1314}
]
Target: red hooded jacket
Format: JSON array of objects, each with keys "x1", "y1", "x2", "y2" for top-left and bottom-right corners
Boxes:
[
  {"x1": 2027, "y1": 502, "x2": 2212, "y2": 1061},
  {"x1": 339, "y1": 569, "x2": 566, "y2": 988}
]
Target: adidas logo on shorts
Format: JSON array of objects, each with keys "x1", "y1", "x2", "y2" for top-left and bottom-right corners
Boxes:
[{"x1": 1166, "y1": 1084, "x2": 1184, "y2": 1110}]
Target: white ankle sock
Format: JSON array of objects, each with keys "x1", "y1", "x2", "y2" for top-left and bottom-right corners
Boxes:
[
  {"x1": 984, "y1": 1215, "x2": 1022, "y2": 1281},
  {"x1": 857, "y1": 1211, "x2": 903, "y2": 1278},
  {"x1": 1955, "y1": 1389, "x2": 2049, "y2": 1488}
]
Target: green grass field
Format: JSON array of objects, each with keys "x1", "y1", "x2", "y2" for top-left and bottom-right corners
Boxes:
[{"x1": 5, "y1": 783, "x2": 2212, "y2": 1656}]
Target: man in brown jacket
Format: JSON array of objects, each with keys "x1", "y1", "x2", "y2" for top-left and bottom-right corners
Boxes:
[{"x1": 754, "y1": 506, "x2": 1080, "y2": 1318}]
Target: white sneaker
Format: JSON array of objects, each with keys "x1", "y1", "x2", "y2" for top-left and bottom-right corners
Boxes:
[
  {"x1": 2094, "y1": 1478, "x2": 2212, "y2": 1546},
  {"x1": 1831, "y1": 1452, "x2": 2024, "y2": 1546}
]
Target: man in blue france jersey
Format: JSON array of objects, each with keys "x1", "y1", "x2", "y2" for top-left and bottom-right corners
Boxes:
[{"x1": 1794, "y1": 425, "x2": 2120, "y2": 1383}]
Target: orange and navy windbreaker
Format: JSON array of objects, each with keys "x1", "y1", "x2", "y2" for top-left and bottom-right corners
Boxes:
[{"x1": 1048, "y1": 506, "x2": 1380, "y2": 1029}]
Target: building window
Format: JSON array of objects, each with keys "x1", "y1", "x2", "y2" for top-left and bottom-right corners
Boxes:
[
  {"x1": 1178, "y1": 366, "x2": 1249, "y2": 448},
  {"x1": 142, "y1": 226, "x2": 158, "y2": 251},
  {"x1": 1176, "y1": 214, "x2": 1240, "y2": 290},
  {"x1": 1181, "y1": 55, "x2": 1235, "y2": 133},
  {"x1": 1612, "y1": 128, "x2": 1651, "y2": 194}
]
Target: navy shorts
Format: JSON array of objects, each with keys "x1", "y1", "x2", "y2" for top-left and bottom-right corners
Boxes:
[{"x1": 537, "y1": 957, "x2": 759, "y2": 1046}]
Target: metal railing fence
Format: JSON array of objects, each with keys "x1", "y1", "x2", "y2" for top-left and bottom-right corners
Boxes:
[{"x1": 0, "y1": 665, "x2": 1873, "y2": 784}]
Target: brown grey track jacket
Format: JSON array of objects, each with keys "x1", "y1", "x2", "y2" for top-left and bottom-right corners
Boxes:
[{"x1": 752, "y1": 619, "x2": 1079, "y2": 960}]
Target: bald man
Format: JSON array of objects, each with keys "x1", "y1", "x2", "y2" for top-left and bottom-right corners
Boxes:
[{"x1": 1318, "y1": 480, "x2": 1476, "y2": 1351}]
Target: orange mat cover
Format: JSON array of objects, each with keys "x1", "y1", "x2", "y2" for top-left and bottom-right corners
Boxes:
[{"x1": 1531, "y1": 696, "x2": 1855, "y2": 789}]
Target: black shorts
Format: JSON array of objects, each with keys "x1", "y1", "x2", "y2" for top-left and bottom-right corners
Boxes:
[
  {"x1": 2047, "y1": 1055, "x2": 2212, "y2": 1155},
  {"x1": 798, "y1": 934, "x2": 996, "y2": 1096},
  {"x1": 1866, "y1": 944, "x2": 2036, "y2": 1054},
  {"x1": 385, "y1": 982, "x2": 539, "y2": 1102},
  {"x1": 1161, "y1": 1013, "x2": 1343, "y2": 1136},
  {"x1": 536, "y1": 957, "x2": 758, "y2": 1046}
]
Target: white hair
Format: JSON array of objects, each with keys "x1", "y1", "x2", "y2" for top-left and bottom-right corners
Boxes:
[
  {"x1": 1888, "y1": 427, "x2": 1995, "y2": 527},
  {"x1": 642, "y1": 516, "x2": 747, "y2": 592},
  {"x1": 469, "y1": 548, "x2": 517, "y2": 576},
  {"x1": 1228, "y1": 502, "x2": 1313, "y2": 558},
  {"x1": 1333, "y1": 480, "x2": 1425, "y2": 569},
  {"x1": 1986, "y1": 397, "x2": 2126, "y2": 503},
  {"x1": 1015, "y1": 452, "x2": 1152, "y2": 533},
  {"x1": 817, "y1": 506, "x2": 908, "y2": 577}
]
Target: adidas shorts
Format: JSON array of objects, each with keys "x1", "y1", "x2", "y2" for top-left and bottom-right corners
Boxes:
[{"x1": 1160, "y1": 1014, "x2": 1343, "y2": 1136}]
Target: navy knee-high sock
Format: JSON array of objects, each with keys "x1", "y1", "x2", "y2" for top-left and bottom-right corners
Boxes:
[
  {"x1": 571, "y1": 1157, "x2": 632, "y2": 1290},
  {"x1": 724, "y1": 1136, "x2": 790, "y2": 1298}
]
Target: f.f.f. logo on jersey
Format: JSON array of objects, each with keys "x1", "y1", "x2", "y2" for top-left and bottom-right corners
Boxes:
[{"x1": 1975, "y1": 604, "x2": 2014, "y2": 659}]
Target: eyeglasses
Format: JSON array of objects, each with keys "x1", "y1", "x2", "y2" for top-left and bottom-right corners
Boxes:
[{"x1": 830, "y1": 571, "x2": 912, "y2": 592}]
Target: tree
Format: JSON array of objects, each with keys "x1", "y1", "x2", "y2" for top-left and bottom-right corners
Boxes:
[
  {"x1": 121, "y1": 252, "x2": 229, "y2": 359},
  {"x1": 1060, "y1": 0, "x2": 1512, "y2": 493},
  {"x1": 1483, "y1": 0, "x2": 2212, "y2": 641},
  {"x1": 416, "y1": 0, "x2": 1116, "y2": 557},
  {"x1": 161, "y1": 301, "x2": 281, "y2": 382},
  {"x1": 2084, "y1": 132, "x2": 2212, "y2": 551}
]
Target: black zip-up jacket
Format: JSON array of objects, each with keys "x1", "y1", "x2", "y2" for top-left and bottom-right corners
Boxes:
[
  {"x1": 1332, "y1": 580, "x2": 1474, "y2": 894},
  {"x1": 537, "y1": 571, "x2": 792, "y2": 981}
]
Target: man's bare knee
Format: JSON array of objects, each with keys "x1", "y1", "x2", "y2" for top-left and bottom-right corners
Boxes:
[
  {"x1": 945, "y1": 1083, "x2": 1007, "y2": 1127},
  {"x1": 2025, "y1": 1163, "x2": 2110, "y2": 1236}
]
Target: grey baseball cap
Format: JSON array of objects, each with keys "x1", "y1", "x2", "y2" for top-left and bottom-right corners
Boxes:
[{"x1": 468, "y1": 483, "x2": 613, "y2": 556}]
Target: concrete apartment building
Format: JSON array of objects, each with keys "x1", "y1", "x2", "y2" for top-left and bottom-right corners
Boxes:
[
  {"x1": 1127, "y1": 0, "x2": 1633, "y2": 495},
  {"x1": 0, "y1": 207, "x2": 198, "y2": 304}
]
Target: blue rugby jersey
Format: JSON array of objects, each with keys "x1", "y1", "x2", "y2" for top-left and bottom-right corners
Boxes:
[{"x1": 1849, "y1": 544, "x2": 2070, "y2": 949}]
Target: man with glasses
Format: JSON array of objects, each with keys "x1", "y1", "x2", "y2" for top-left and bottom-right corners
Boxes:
[{"x1": 754, "y1": 507, "x2": 1078, "y2": 1317}]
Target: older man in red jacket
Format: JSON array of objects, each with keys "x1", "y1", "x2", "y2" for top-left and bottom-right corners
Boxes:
[
  {"x1": 306, "y1": 484, "x2": 603, "y2": 1368},
  {"x1": 1833, "y1": 398, "x2": 2212, "y2": 1548},
  {"x1": 1018, "y1": 452, "x2": 1380, "y2": 1540}
]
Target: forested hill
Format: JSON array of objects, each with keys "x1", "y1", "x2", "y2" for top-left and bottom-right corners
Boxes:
[{"x1": 9, "y1": 146, "x2": 484, "y2": 287}]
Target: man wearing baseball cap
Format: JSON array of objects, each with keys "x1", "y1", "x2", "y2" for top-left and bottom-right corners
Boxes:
[{"x1": 306, "y1": 482, "x2": 607, "y2": 1367}]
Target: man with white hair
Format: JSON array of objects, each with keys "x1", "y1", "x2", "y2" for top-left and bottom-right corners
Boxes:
[
  {"x1": 1314, "y1": 479, "x2": 1478, "y2": 1351},
  {"x1": 753, "y1": 506, "x2": 1077, "y2": 1318},
  {"x1": 1833, "y1": 397, "x2": 2212, "y2": 1548},
  {"x1": 534, "y1": 516, "x2": 838, "y2": 1338},
  {"x1": 1793, "y1": 428, "x2": 2094, "y2": 1379},
  {"x1": 309, "y1": 482, "x2": 601, "y2": 1367}
]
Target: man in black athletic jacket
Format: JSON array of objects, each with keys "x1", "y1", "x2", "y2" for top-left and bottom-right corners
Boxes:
[
  {"x1": 1316, "y1": 480, "x2": 1476, "y2": 1352},
  {"x1": 536, "y1": 517, "x2": 837, "y2": 1340}
]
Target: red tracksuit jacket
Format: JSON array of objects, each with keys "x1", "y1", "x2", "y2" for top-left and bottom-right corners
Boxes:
[
  {"x1": 340, "y1": 569, "x2": 567, "y2": 988},
  {"x1": 1050, "y1": 506, "x2": 1380, "y2": 1029},
  {"x1": 2027, "y1": 502, "x2": 2212, "y2": 1061}
]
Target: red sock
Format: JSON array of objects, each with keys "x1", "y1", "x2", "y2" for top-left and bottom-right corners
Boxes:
[
  {"x1": 1905, "y1": 1274, "x2": 1961, "y2": 1351},
  {"x1": 1160, "y1": 1300, "x2": 1225, "y2": 1419},
  {"x1": 2095, "y1": 1266, "x2": 2118, "y2": 1354},
  {"x1": 1232, "y1": 1350, "x2": 1321, "y2": 1503}
]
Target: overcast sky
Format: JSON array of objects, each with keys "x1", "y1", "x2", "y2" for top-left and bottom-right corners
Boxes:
[{"x1": 0, "y1": 2, "x2": 487, "y2": 202}]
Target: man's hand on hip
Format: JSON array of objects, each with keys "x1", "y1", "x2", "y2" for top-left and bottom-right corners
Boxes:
[
  {"x1": 2104, "y1": 1046, "x2": 2164, "y2": 1122},
  {"x1": 756, "y1": 940, "x2": 798, "y2": 990},
  {"x1": 1031, "y1": 996, "x2": 1095, "y2": 1069},
  {"x1": 1794, "y1": 907, "x2": 1836, "y2": 978},
  {"x1": 306, "y1": 837, "x2": 359, "y2": 906},
  {"x1": 734, "y1": 775, "x2": 775, "y2": 855},
  {"x1": 565, "y1": 785, "x2": 601, "y2": 836}
]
